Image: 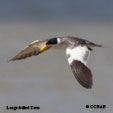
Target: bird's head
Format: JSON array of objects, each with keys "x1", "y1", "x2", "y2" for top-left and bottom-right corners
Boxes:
[{"x1": 46, "y1": 37, "x2": 62, "y2": 45}]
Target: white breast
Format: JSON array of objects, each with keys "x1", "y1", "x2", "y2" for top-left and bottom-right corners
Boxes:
[{"x1": 66, "y1": 45, "x2": 90, "y2": 65}]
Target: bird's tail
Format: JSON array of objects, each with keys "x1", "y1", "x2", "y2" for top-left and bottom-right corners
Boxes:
[
  {"x1": 94, "y1": 44, "x2": 103, "y2": 47},
  {"x1": 88, "y1": 42, "x2": 103, "y2": 48}
]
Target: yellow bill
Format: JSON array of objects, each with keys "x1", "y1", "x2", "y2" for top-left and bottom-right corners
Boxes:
[{"x1": 40, "y1": 45, "x2": 51, "y2": 53}]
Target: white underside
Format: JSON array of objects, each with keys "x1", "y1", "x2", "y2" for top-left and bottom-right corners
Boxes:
[{"x1": 66, "y1": 45, "x2": 90, "y2": 65}]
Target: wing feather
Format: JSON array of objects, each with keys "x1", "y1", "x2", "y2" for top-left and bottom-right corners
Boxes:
[
  {"x1": 70, "y1": 60, "x2": 93, "y2": 88},
  {"x1": 8, "y1": 39, "x2": 51, "y2": 61},
  {"x1": 66, "y1": 46, "x2": 92, "y2": 88}
]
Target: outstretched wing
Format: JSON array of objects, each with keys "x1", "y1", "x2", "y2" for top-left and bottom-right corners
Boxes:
[
  {"x1": 66, "y1": 45, "x2": 93, "y2": 88},
  {"x1": 70, "y1": 60, "x2": 93, "y2": 88},
  {"x1": 9, "y1": 39, "x2": 51, "y2": 61}
]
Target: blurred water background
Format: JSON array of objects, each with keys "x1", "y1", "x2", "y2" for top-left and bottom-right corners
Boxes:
[{"x1": 0, "y1": 0, "x2": 113, "y2": 113}]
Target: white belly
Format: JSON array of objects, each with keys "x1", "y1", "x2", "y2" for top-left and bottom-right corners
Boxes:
[{"x1": 66, "y1": 46, "x2": 90, "y2": 65}]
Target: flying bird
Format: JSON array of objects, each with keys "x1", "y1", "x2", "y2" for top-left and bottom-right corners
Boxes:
[{"x1": 9, "y1": 36, "x2": 102, "y2": 88}]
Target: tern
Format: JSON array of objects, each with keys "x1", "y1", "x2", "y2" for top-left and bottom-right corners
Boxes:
[{"x1": 9, "y1": 36, "x2": 102, "y2": 88}]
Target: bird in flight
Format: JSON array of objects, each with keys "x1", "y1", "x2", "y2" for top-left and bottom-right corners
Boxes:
[{"x1": 9, "y1": 36, "x2": 102, "y2": 89}]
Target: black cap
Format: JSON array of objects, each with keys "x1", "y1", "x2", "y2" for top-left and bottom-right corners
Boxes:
[{"x1": 46, "y1": 38, "x2": 57, "y2": 45}]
